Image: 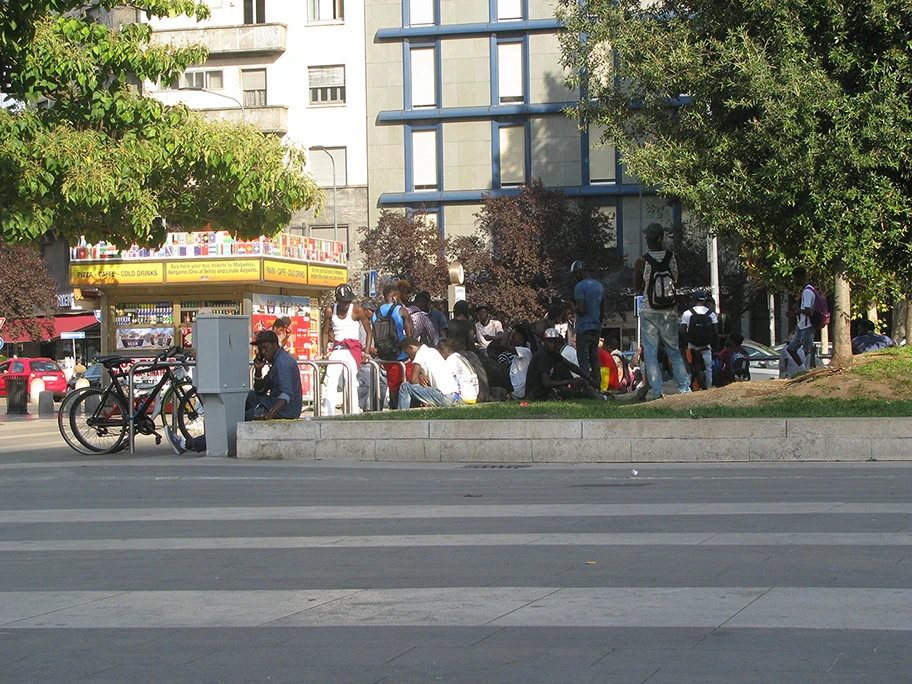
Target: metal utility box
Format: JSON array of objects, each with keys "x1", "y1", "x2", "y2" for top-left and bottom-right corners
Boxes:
[{"x1": 194, "y1": 315, "x2": 252, "y2": 393}]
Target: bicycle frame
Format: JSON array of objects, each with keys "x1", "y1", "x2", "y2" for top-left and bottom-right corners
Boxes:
[{"x1": 126, "y1": 359, "x2": 196, "y2": 454}]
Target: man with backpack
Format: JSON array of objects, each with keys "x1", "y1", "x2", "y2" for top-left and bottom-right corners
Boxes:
[
  {"x1": 681, "y1": 290, "x2": 719, "y2": 390},
  {"x1": 633, "y1": 223, "x2": 692, "y2": 400},
  {"x1": 371, "y1": 284, "x2": 414, "y2": 409},
  {"x1": 714, "y1": 332, "x2": 751, "y2": 386},
  {"x1": 787, "y1": 266, "x2": 826, "y2": 371}
]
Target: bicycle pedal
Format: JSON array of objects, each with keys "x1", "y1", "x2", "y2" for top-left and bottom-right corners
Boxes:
[{"x1": 155, "y1": 435, "x2": 162, "y2": 445}]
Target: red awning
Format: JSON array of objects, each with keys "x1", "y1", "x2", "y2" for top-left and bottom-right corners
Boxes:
[{"x1": 3, "y1": 313, "x2": 99, "y2": 344}]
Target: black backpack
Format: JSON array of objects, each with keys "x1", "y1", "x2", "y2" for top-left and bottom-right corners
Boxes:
[
  {"x1": 643, "y1": 251, "x2": 677, "y2": 309},
  {"x1": 732, "y1": 352, "x2": 751, "y2": 381},
  {"x1": 372, "y1": 304, "x2": 401, "y2": 360},
  {"x1": 685, "y1": 307, "x2": 715, "y2": 347}
]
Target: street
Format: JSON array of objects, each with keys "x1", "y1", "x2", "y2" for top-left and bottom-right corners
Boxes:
[{"x1": 0, "y1": 415, "x2": 910, "y2": 683}]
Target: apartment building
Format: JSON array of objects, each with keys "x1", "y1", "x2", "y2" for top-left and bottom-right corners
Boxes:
[
  {"x1": 147, "y1": 0, "x2": 368, "y2": 259},
  {"x1": 364, "y1": 0, "x2": 673, "y2": 263}
]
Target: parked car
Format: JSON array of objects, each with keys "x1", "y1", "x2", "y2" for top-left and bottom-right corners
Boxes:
[
  {"x1": 0, "y1": 357, "x2": 68, "y2": 400},
  {"x1": 741, "y1": 340, "x2": 781, "y2": 381},
  {"x1": 66, "y1": 363, "x2": 104, "y2": 393}
]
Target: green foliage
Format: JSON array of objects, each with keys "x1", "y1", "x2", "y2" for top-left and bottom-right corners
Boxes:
[
  {"x1": 0, "y1": 241, "x2": 58, "y2": 341},
  {"x1": 557, "y1": 0, "x2": 912, "y2": 304},
  {"x1": 0, "y1": 2, "x2": 323, "y2": 246}
]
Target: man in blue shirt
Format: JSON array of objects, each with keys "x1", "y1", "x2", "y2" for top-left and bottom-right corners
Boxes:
[{"x1": 571, "y1": 260, "x2": 604, "y2": 388}]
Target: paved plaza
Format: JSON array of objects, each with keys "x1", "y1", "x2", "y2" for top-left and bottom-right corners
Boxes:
[{"x1": 0, "y1": 415, "x2": 910, "y2": 682}]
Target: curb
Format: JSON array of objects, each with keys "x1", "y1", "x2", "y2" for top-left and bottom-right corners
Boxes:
[{"x1": 236, "y1": 418, "x2": 912, "y2": 463}]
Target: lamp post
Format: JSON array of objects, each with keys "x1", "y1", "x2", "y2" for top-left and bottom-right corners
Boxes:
[
  {"x1": 178, "y1": 86, "x2": 246, "y2": 119},
  {"x1": 310, "y1": 145, "x2": 339, "y2": 250}
]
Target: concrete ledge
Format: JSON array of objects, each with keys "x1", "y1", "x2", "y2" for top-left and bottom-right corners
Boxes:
[{"x1": 236, "y1": 417, "x2": 912, "y2": 462}]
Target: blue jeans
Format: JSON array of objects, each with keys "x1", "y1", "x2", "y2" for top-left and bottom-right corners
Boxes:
[
  {"x1": 575, "y1": 329, "x2": 601, "y2": 387},
  {"x1": 398, "y1": 382, "x2": 462, "y2": 410},
  {"x1": 788, "y1": 325, "x2": 816, "y2": 366},
  {"x1": 641, "y1": 310, "x2": 692, "y2": 398}
]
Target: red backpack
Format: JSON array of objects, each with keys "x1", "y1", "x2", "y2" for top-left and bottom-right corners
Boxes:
[{"x1": 807, "y1": 286, "x2": 830, "y2": 330}]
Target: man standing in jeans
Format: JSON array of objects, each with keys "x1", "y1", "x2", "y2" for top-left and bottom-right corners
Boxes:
[
  {"x1": 633, "y1": 223, "x2": 692, "y2": 401},
  {"x1": 571, "y1": 260, "x2": 604, "y2": 389}
]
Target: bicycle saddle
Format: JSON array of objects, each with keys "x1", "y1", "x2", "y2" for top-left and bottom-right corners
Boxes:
[{"x1": 95, "y1": 355, "x2": 131, "y2": 368}]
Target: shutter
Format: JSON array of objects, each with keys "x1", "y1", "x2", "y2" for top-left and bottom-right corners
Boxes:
[
  {"x1": 412, "y1": 130, "x2": 438, "y2": 190},
  {"x1": 499, "y1": 126, "x2": 525, "y2": 185},
  {"x1": 410, "y1": 48, "x2": 436, "y2": 108},
  {"x1": 497, "y1": 42, "x2": 523, "y2": 103}
]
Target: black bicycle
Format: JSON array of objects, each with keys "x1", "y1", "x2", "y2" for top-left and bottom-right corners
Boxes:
[{"x1": 58, "y1": 347, "x2": 203, "y2": 455}]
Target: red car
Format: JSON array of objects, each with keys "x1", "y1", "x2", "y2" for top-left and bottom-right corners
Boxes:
[{"x1": 0, "y1": 357, "x2": 69, "y2": 400}]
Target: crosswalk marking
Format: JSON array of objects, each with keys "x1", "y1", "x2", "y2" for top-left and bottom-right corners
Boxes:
[
  {"x1": 2, "y1": 501, "x2": 911, "y2": 523},
  {"x1": 1, "y1": 531, "x2": 910, "y2": 552},
  {"x1": 2, "y1": 587, "x2": 909, "y2": 630}
]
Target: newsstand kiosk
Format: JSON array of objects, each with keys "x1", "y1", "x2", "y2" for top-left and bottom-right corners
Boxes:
[{"x1": 69, "y1": 231, "x2": 348, "y2": 405}]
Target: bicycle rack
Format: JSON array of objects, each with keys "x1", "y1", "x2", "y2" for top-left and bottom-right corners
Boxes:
[
  {"x1": 127, "y1": 359, "x2": 196, "y2": 454},
  {"x1": 297, "y1": 359, "x2": 353, "y2": 417},
  {"x1": 366, "y1": 360, "x2": 407, "y2": 412}
]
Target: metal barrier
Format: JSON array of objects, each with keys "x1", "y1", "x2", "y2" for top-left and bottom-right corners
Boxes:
[
  {"x1": 366, "y1": 359, "x2": 407, "y2": 412},
  {"x1": 298, "y1": 359, "x2": 353, "y2": 417},
  {"x1": 127, "y1": 359, "x2": 196, "y2": 454}
]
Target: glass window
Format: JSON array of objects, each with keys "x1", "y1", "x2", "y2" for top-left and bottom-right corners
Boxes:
[
  {"x1": 308, "y1": 0, "x2": 344, "y2": 22},
  {"x1": 243, "y1": 0, "x2": 265, "y2": 24},
  {"x1": 309, "y1": 65, "x2": 346, "y2": 105},
  {"x1": 241, "y1": 69, "x2": 267, "y2": 107},
  {"x1": 497, "y1": 42, "x2": 524, "y2": 104},
  {"x1": 499, "y1": 126, "x2": 525, "y2": 186},
  {"x1": 410, "y1": 48, "x2": 436, "y2": 108},
  {"x1": 308, "y1": 147, "x2": 347, "y2": 187},
  {"x1": 180, "y1": 71, "x2": 223, "y2": 91},
  {"x1": 589, "y1": 127, "x2": 616, "y2": 183},
  {"x1": 412, "y1": 130, "x2": 438, "y2": 191},
  {"x1": 497, "y1": 0, "x2": 522, "y2": 20},
  {"x1": 410, "y1": 0, "x2": 434, "y2": 26}
]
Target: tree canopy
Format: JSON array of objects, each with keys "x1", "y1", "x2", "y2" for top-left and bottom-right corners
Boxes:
[
  {"x1": 558, "y1": 0, "x2": 912, "y2": 318},
  {"x1": 0, "y1": 242, "x2": 58, "y2": 343},
  {"x1": 0, "y1": 1, "x2": 323, "y2": 247}
]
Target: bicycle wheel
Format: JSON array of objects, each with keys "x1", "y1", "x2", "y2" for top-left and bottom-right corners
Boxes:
[
  {"x1": 172, "y1": 385, "x2": 205, "y2": 443},
  {"x1": 63, "y1": 387, "x2": 128, "y2": 455}
]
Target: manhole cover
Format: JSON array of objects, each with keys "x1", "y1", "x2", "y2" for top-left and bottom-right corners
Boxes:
[
  {"x1": 462, "y1": 464, "x2": 532, "y2": 469},
  {"x1": 571, "y1": 482, "x2": 654, "y2": 487}
]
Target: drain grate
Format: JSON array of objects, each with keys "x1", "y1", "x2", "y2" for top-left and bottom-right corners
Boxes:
[{"x1": 462, "y1": 464, "x2": 532, "y2": 469}]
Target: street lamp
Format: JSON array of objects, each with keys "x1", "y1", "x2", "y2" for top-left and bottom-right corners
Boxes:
[
  {"x1": 310, "y1": 145, "x2": 339, "y2": 249},
  {"x1": 178, "y1": 86, "x2": 246, "y2": 118}
]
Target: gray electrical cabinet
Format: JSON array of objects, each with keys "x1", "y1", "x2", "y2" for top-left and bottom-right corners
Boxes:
[{"x1": 194, "y1": 315, "x2": 251, "y2": 456}]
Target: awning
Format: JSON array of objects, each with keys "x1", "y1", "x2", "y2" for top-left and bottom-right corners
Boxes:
[{"x1": 3, "y1": 312, "x2": 99, "y2": 344}]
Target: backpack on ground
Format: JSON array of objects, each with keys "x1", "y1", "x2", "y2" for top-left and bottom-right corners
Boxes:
[
  {"x1": 807, "y1": 286, "x2": 831, "y2": 330},
  {"x1": 643, "y1": 251, "x2": 677, "y2": 309},
  {"x1": 611, "y1": 350, "x2": 632, "y2": 392},
  {"x1": 685, "y1": 307, "x2": 715, "y2": 347},
  {"x1": 372, "y1": 304, "x2": 401, "y2": 360},
  {"x1": 732, "y1": 352, "x2": 751, "y2": 382}
]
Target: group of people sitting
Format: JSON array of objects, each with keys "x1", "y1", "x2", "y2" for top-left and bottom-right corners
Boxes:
[{"x1": 319, "y1": 277, "x2": 634, "y2": 413}]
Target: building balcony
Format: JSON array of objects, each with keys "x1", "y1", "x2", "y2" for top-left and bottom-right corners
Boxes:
[
  {"x1": 198, "y1": 105, "x2": 288, "y2": 136},
  {"x1": 152, "y1": 23, "x2": 287, "y2": 57}
]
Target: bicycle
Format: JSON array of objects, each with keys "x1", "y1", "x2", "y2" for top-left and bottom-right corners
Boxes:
[{"x1": 58, "y1": 347, "x2": 204, "y2": 455}]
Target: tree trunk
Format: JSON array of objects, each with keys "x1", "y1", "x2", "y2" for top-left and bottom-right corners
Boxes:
[
  {"x1": 892, "y1": 299, "x2": 907, "y2": 343},
  {"x1": 906, "y1": 295, "x2": 912, "y2": 346},
  {"x1": 831, "y1": 272, "x2": 853, "y2": 366}
]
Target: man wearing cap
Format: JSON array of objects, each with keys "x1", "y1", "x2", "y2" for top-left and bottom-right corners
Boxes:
[
  {"x1": 526, "y1": 328, "x2": 597, "y2": 401},
  {"x1": 571, "y1": 260, "x2": 605, "y2": 389},
  {"x1": 633, "y1": 223, "x2": 692, "y2": 400},
  {"x1": 166, "y1": 329, "x2": 302, "y2": 454},
  {"x1": 320, "y1": 284, "x2": 373, "y2": 415}
]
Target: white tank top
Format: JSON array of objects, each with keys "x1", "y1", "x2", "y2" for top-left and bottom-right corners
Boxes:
[{"x1": 332, "y1": 303, "x2": 361, "y2": 341}]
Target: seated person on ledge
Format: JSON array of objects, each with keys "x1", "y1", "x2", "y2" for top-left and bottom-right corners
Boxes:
[
  {"x1": 398, "y1": 337, "x2": 465, "y2": 409},
  {"x1": 167, "y1": 329, "x2": 302, "y2": 454},
  {"x1": 525, "y1": 328, "x2": 604, "y2": 401}
]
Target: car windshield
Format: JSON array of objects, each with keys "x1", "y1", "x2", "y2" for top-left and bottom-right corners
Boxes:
[{"x1": 31, "y1": 361, "x2": 61, "y2": 372}]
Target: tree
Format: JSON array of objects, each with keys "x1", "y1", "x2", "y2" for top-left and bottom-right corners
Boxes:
[
  {"x1": 459, "y1": 180, "x2": 624, "y2": 321},
  {"x1": 358, "y1": 209, "x2": 450, "y2": 298},
  {"x1": 558, "y1": 0, "x2": 912, "y2": 364},
  {"x1": 0, "y1": 2, "x2": 323, "y2": 247},
  {"x1": 0, "y1": 242, "x2": 58, "y2": 343}
]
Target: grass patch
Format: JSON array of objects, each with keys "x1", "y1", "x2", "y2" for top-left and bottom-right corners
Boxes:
[
  {"x1": 848, "y1": 346, "x2": 912, "y2": 393},
  {"x1": 343, "y1": 396, "x2": 912, "y2": 421}
]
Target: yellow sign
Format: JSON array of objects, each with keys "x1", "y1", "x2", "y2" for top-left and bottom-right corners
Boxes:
[
  {"x1": 263, "y1": 259, "x2": 308, "y2": 285},
  {"x1": 71, "y1": 262, "x2": 164, "y2": 285},
  {"x1": 308, "y1": 264, "x2": 348, "y2": 287},
  {"x1": 166, "y1": 259, "x2": 261, "y2": 283}
]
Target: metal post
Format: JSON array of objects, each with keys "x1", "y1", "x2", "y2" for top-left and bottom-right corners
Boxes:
[
  {"x1": 298, "y1": 359, "x2": 352, "y2": 417},
  {"x1": 709, "y1": 234, "x2": 720, "y2": 315},
  {"x1": 368, "y1": 359, "x2": 383, "y2": 411}
]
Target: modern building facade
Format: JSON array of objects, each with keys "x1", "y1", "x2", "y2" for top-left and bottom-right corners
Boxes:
[
  {"x1": 147, "y1": 0, "x2": 368, "y2": 260},
  {"x1": 364, "y1": 0, "x2": 673, "y2": 263}
]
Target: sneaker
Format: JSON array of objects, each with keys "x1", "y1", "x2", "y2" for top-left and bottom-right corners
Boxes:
[
  {"x1": 634, "y1": 385, "x2": 650, "y2": 402},
  {"x1": 165, "y1": 426, "x2": 187, "y2": 455}
]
